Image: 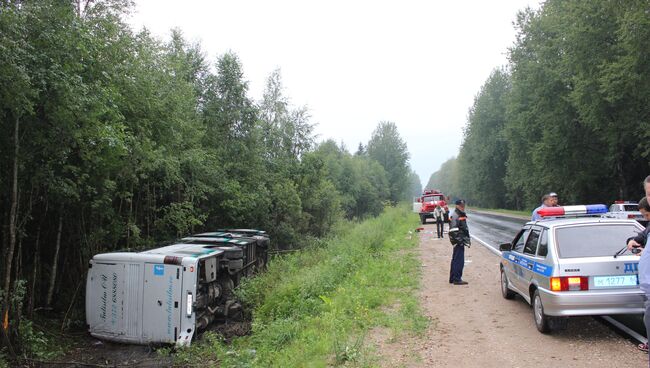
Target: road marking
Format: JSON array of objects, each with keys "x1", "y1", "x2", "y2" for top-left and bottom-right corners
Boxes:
[
  {"x1": 601, "y1": 316, "x2": 647, "y2": 344},
  {"x1": 471, "y1": 234, "x2": 501, "y2": 257}
]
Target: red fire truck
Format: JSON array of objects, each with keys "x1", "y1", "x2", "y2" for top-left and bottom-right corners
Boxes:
[{"x1": 416, "y1": 189, "x2": 449, "y2": 224}]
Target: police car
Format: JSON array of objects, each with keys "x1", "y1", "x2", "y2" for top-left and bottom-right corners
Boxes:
[
  {"x1": 602, "y1": 200, "x2": 648, "y2": 226},
  {"x1": 498, "y1": 205, "x2": 645, "y2": 333}
]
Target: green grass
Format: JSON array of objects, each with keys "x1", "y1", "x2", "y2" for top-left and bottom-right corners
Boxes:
[
  {"x1": 470, "y1": 207, "x2": 531, "y2": 218},
  {"x1": 174, "y1": 205, "x2": 426, "y2": 367}
]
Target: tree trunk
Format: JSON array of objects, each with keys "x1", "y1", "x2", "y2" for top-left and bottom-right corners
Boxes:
[
  {"x1": 27, "y1": 227, "x2": 40, "y2": 319},
  {"x1": 46, "y1": 207, "x2": 64, "y2": 308},
  {"x1": 616, "y1": 158, "x2": 625, "y2": 200},
  {"x1": 28, "y1": 198, "x2": 47, "y2": 317},
  {"x1": 3, "y1": 116, "x2": 19, "y2": 318},
  {"x1": 14, "y1": 238, "x2": 22, "y2": 283},
  {"x1": 2, "y1": 115, "x2": 19, "y2": 356}
]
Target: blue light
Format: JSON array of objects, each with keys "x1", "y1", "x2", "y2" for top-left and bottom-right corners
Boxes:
[{"x1": 585, "y1": 204, "x2": 607, "y2": 214}]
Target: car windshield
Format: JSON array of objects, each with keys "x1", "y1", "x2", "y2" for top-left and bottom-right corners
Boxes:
[
  {"x1": 623, "y1": 204, "x2": 638, "y2": 211},
  {"x1": 423, "y1": 195, "x2": 444, "y2": 202},
  {"x1": 555, "y1": 224, "x2": 641, "y2": 258}
]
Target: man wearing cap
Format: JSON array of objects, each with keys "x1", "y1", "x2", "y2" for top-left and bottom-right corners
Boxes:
[
  {"x1": 448, "y1": 199, "x2": 470, "y2": 285},
  {"x1": 549, "y1": 192, "x2": 559, "y2": 207},
  {"x1": 531, "y1": 194, "x2": 553, "y2": 221}
]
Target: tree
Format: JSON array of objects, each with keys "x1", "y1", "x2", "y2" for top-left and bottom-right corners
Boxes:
[
  {"x1": 0, "y1": 0, "x2": 414, "y2": 358},
  {"x1": 367, "y1": 121, "x2": 410, "y2": 203},
  {"x1": 503, "y1": 1, "x2": 650, "y2": 209},
  {"x1": 456, "y1": 68, "x2": 510, "y2": 208},
  {"x1": 407, "y1": 170, "x2": 422, "y2": 199},
  {"x1": 426, "y1": 158, "x2": 459, "y2": 200},
  {"x1": 0, "y1": 3, "x2": 35, "y2": 351}
]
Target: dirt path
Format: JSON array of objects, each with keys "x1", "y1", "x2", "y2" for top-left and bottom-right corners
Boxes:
[{"x1": 373, "y1": 222, "x2": 647, "y2": 367}]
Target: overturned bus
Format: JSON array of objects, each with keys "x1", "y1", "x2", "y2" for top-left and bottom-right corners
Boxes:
[{"x1": 86, "y1": 230, "x2": 269, "y2": 346}]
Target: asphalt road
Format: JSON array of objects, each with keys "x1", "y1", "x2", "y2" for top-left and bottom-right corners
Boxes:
[{"x1": 466, "y1": 210, "x2": 648, "y2": 341}]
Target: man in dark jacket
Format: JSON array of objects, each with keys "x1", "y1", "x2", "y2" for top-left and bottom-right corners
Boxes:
[
  {"x1": 449, "y1": 199, "x2": 470, "y2": 285},
  {"x1": 628, "y1": 196, "x2": 650, "y2": 250}
]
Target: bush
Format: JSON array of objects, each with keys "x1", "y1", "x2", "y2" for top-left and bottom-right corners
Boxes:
[{"x1": 178, "y1": 205, "x2": 426, "y2": 367}]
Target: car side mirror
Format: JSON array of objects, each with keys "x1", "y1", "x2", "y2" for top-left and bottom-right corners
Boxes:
[{"x1": 499, "y1": 243, "x2": 512, "y2": 251}]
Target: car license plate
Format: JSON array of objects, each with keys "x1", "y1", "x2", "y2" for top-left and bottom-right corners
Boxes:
[{"x1": 593, "y1": 275, "x2": 638, "y2": 288}]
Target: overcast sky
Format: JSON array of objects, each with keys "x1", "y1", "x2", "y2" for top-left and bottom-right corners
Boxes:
[{"x1": 128, "y1": 0, "x2": 541, "y2": 187}]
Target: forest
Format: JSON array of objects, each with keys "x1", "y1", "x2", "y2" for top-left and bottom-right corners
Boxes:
[
  {"x1": 427, "y1": 0, "x2": 650, "y2": 210},
  {"x1": 0, "y1": 0, "x2": 421, "y2": 358}
]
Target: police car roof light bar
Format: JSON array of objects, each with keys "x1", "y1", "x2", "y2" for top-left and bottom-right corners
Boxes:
[{"x1": 538, "y1": 204, "x2": 607, "y2": 218}]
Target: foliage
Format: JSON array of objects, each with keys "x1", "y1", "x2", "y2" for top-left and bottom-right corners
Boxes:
[
  {"x1": 17, "y1": 319, "x2": 67, "y2": 361},
  {"x1": 177, "y1": 206, "x2": 426, "y2": 367},
  {"x1": 0, "y1": 0, "x2": 417, "y2": 357},
  {"x1": 407, "y1": 169, "x2": 423, "y2": 199},
  {"x1": 428, "y1": 0, "x2": 650, "y2": 210},
  {"x1": 426, "y1": 157, "x2": 459, "y2": 200},
  {"x1": 367, "y1": 121, "x2": 411, "y2": 203},
  {"x1": 456, "y1": 69, "x2": 510, "y2": 208}
]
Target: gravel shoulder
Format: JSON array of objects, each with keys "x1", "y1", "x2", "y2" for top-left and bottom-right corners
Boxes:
[{"x1": 372, "y1": 222, "x2": 647, "y2": 367}]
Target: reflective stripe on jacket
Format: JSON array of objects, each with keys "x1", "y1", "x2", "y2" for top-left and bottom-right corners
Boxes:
[{"x1": 449, "y1": 208, "x2": 470, "y2": 246}]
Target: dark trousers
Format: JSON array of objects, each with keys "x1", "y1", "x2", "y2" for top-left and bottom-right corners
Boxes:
[
  {"x1": 449, "y1": 244, "x2": 465, "y2": 283},
  {"x1": 436, "y1": 218, "x2": 444, "y2": 238}
]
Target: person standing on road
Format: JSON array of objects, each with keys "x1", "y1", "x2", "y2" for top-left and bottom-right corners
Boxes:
[
  {"x1": 448, "y1": 199, "x2": 470, "y2": 285},
  {"x1": 628, "y1": 196, "x2": 650, "y2": 356},
  {"x1": 621, "y1": 176, "x2": 650, "y2": 356},
  {"x1": 531, "y1": 194, "x2": 553, "y2": 221},
  {"x1": 627, "y1": 176, "x2": 650, "y2": 355},
  {"x1": 628, "y1": 176, "x2": 650, "y2": 251},
  {"x1": 434, "y1": 204, "x2": 445, "y2": 238}
]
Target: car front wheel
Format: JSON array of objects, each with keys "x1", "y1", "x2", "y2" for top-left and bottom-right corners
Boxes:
[{"x1": 500, "y1": 269, "x2": 515, "y2": 299}]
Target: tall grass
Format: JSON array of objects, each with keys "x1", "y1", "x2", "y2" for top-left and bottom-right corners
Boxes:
[{"x1": 174, "y1": 205, "x2": 427, "y2": 367}]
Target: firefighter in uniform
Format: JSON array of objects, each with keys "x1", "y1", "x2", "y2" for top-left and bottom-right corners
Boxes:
[
  {"x1": 449, "y1": 199, "x2": 470, "y2": 285},
  {"x1": 433, "y1": 204, "x2": 445, "y2": 238}
]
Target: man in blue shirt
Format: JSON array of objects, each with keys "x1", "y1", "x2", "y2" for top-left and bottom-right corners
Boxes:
[
  {"x1": 626, "y1": 175, "x2": 650, "y2": 355},
  {"x1": 531, "y1": 194, "x2": 553, "y2": 221},
  {"x1": 628, "y1": 194, "x2": 650, "y2": 355}
]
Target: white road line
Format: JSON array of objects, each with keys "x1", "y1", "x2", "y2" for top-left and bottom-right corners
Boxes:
[
  {"x1": 601, "y1": 316, "x2": 648, "y2": 344},
  {"x1": 471, "y1": 234, "x2": 501, "y2": 257}
]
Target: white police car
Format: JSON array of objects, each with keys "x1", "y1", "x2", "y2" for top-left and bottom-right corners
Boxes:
[
  {"x1": 602, "y1": 201, "x2": 648, "y2": 226},
  {"x1": 499, "y1": 205, "x2": 645, "y2": 333}
]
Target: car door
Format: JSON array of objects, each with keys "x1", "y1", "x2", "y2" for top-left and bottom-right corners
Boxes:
[
  {"x1": 506, "y1": 226, "x2": 530, "y2": 293},
  {"x1": 521, "y1": 227, "x2": 542, "y2": 293}
]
